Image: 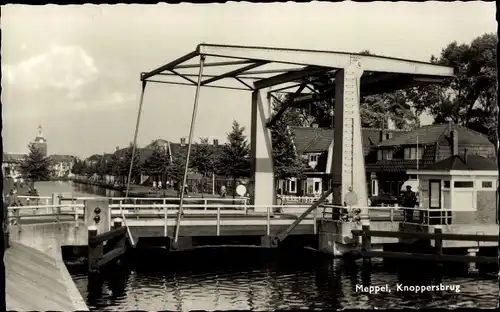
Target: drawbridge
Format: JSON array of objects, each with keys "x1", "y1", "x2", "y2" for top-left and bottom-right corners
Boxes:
[{"x1": 123, "y1": 43, "x2": 453, "y2": 249}]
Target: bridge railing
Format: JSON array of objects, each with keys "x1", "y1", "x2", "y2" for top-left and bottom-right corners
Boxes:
[
  {"x1": 7, "y1": 204, "x2": 85, "y2": 224},
  {"x1": 319, "y1": 204, "x2": 455, "y2": 225},
  {"x1": 16, "y1": 194, "x2": 249, "y2": 206}
]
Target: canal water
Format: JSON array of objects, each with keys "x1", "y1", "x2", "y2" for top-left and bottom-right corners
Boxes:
[{"x1": 42, "y1": 181, "x2": 498, "y2": 310}]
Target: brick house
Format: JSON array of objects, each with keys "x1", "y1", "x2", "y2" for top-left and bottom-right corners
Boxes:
[
  {"x1": 49, "y1": 155, "x2": 76, "y2": 178},
  {"x1": 280, "y1": 123, "x2": 496, "y2": 201},
  {"x1": 280, "y1": 126, "x2": 403, "y2": 196},
  {"x1": 367, "y1": 123, "x2": 496, "y2": 199},
  {"x1": 2, "y1": 153, "x2": 26, "y2": 180}
]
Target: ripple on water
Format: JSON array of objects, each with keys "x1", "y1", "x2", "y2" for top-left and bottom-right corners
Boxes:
[{"x1": 70, "y1": 251, "x2": 498, "y2": 311}]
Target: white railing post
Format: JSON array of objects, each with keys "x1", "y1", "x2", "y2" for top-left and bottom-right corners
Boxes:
[
  {"x1": 266, "y1": 206, "x2": 271, "y2": 236},
  {"x1": 74, "y1": 204, "x2": 79, "y2": 222},
  {"x1": 216, "y1": 206, "x2": 221, "y2": 236},
  {"x1": 390, "y1": 206, "x2": 394, "y2": 223},
  {"x1": 243, "y1": 199, "x2": 247, "y2": 214},
  {"x1": 313, "y1": 206, "x2": 317, "y2": 234},
  {"x1": 164, "y1": 205, "x2": 168, "y2": 237},
  {"x1": 204, "y1": 199, "x2": 208, "y2": 211}
]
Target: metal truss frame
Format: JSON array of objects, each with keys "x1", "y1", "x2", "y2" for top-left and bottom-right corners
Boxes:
[{"x1": 129, "y1": 43, "x2": 454, "y2": 247}]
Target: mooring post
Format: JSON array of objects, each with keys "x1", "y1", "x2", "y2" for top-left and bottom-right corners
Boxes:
[
  {"x1": 88, "y1": 225, "x2": 101, "y2": 273},
  {"x1": 113, "y1": 218, "x2": 123, "y2": 229},
  {"x1": 467, "y1": 248, "x2": 479, "y2": 273},
  {"x1": 361, "y1": 224, "x2": 371, "y2": 266},
  {"x1": 434, "y1": 227, "x2": 443, "y2": 270}
]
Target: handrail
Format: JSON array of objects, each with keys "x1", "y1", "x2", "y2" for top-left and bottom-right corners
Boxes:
[{"x1": 17, "y1": 194, "x2": 249, "y2": 203}]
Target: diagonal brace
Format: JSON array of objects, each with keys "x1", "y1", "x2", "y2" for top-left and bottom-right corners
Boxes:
[
  {"x1": 274, "y1": 187, "x2": 334, "y2": 243},
  {"x1": 201, "y1": 61, "x2": 267, "y2": 86}
]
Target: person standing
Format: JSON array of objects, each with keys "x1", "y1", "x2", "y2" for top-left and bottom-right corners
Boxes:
[
  {"x1": 402, "y1": 185, "x2": 417, "y2": 222},
  {"x1": 152, "y1": 181, "x2": 157, "y2": 191},
  {"x1": 158, "y1": 181, "x2": 162, "y2": 190}
]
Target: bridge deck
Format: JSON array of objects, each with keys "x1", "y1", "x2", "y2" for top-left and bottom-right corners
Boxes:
[
  {"x1": 5, "y1": 242, "x2": 88, "y2": 311},
  {"x1": 129, "y1": 219, "x2": 316, "y2": 237}
]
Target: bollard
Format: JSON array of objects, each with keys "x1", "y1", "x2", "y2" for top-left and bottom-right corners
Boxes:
[
  {"x1": 467, "y1": 248, "x2": 479, "y2": 273},
  {"x1": 113, "y1": 218, "x2": 123, "y2": 229}
]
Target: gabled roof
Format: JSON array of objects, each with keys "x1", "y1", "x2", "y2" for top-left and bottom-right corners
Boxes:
[
  {"x1": 86, "y1": 154, "x2": 102, "y2": 161},
  {"x1": 169, "y1": 142, "x2": 223, "y2": 157},
  {"x1": 291, "y1": 127, "x2": 404, "y2": 155},
  {"x1": 49, "y1": 155, "x2": 75, "y2": 163},
  {"x1": 378, "y1": 123, "x2": 492, "y2": 147},
  {"x1": 421, "y1": 154, "x2": 497, "y2": 171},
  {"x1": 366, "y1": 159, "x2": 435, "y2": 173},
  {"x1": 3, "y1": 153, "x2": 26, "y2": 163}
]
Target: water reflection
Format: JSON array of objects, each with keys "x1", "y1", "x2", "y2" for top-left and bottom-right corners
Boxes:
[{"x1": 69, "y1": 247, "x2": 497, "y2": 311}]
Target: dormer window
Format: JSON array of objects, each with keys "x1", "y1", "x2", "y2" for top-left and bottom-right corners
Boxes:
[
  {"x1": 404, "y1": 146, "x2": 424, "y2": 160},
  {"x1": 377, "y1": 149, "x2": 393, "y2": 160},
  {"x1": 309, "y1": 154, "x2": 319, "y2": 163}
]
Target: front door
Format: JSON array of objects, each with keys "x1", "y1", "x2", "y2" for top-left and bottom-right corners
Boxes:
[{"x1": 428, "y1": 179, "x2": 441, "y2": 225}]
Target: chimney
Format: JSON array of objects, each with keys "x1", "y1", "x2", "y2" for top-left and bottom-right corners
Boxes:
[
  {"x1": 213, "y1": 139, "x2": 219, "y2": 146},
  {"x1": 379, "y1": 130, "x2": 386, "y2": 142},
  {"x1": 311, "y1": 123, "x2": 319, "y2": 128},
  {"x1": 450, "y1": 129, "x2": 458, "y2": 156},
  {"x1": 180, "y1": 137, "x2": 186, "y2": 147},
  {"x1": 115, "y1": 146, "x2": 119, "y2": 152}
]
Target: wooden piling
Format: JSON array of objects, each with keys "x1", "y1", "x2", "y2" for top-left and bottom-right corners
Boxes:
[
  {"x1": 361, "y1": 225, "x2": 371, "y2": 265},
  {"x1": 434, "y1": 227, "x2": 443, "y2": 269},
  {"x1": 87, "y1": 226, "x2": 101, "y2": 273},
  {"x1": 113, "y1": 218, "x2": 123, "y2": 229}
]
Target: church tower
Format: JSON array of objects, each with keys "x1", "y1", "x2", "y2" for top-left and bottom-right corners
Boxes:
[{"x1": 32, "y1": 125, "x2": 47, "y2": 156}]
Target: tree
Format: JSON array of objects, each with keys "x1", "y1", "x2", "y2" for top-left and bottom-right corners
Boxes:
[
  {"x1": 142, "y1": 146, "x2": 170, "y2": 183},
  {"x1": 411, "y1": 33, "x2": 498, "y2": 145},
  {"x1": 108, "y1": 154, "x2": 122, "y2": 183},
  {"x1": 191, "y1": 140, "x2": 216, "y2": 196},
  {"x1": 95, "y1": 159, "x2": 108, "y2": 181},
  {"x1": 167, "y1": 150, "x2": 187, "y2": 190},
  {"x1": 71, "y1": 158, "x2": 84, "y2": 175},
  {"x1": 270, "y1": 98, "x2": 308, "y2": 192},
  {"x1": 295, "y1": 49, "x2": 418, "y2": 129},
  {"x1": 217, "y1": 120, "x2": 251, "y2": 197},
  {"x1": 19, "y1": 143, "x2": 53, "y2": 182},
  {"x1": 119, "y1": 144, "x2": 143, "y2": 184}
]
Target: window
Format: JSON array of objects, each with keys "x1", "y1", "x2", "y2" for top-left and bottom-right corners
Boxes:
[
  {"x1": 481, "y1": 181, "x2": 493, "y2": 188},
  {"x1": 404, "y1": 147, "x2": 424, "y2": 160},
  {"x1": 314, "y1": 181, "x2": 321, "y2": 192},
  {"x1": 443, "y1": 181, "x2": 450, "y2": 188},
  {"x1": 454, "y1": 181, "x2": 474, "y2": 188},
  {"x1": 383, "y1": 150, "x2": 393, "y2": 160},
  {"x1": 429, "y1": 180, "x2": 441, "y2": 208},
  {"x1": 309, "y1": 154, "x2": 318, "y2": 162},
  {"x1": 288, "y1": 180, "x2": 297, "y2": 193},
  {"x1": 377, "y1": 150, "x2": 382, "y2": 161}
]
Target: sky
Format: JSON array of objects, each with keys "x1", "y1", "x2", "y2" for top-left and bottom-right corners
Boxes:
[{"x1": 1, "y1": 2, "x2": 496, "y2": 158}]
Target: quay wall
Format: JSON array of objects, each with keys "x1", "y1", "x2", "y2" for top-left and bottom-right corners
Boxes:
[{"x1": 6, "y1": 221, "x2": 88, "y2": 311}]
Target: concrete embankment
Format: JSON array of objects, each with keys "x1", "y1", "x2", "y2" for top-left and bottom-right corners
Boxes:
[
  {"x1": 6, "y1": 221, "x2": 89, "y2": 311},
  {"x1": 5, "y1": 242, "x2": 88, "y2": 311}
]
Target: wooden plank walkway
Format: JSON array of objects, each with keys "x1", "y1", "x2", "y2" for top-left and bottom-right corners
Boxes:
[{"x1": 5, "y1": 242, "x2": 88, "y2": 311}]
